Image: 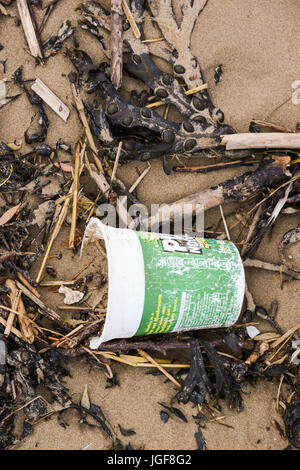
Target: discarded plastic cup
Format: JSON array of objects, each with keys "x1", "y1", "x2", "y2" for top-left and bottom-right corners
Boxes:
[{"x1": 83, "y1": 218, "x2": 245, "y2": 348}]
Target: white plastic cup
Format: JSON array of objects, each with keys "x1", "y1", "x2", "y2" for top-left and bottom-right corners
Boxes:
[{"x1": 83, "y1": 218, "x2": 245, "y2": 348}]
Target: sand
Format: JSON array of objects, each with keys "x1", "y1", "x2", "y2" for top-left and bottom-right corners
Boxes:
[{"x1": 1, "y1": 0, "x2": 300, "y2": 450}]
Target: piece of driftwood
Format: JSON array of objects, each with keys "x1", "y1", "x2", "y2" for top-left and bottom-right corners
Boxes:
[
  {"x1": 221, "y1": 133, "x2": 300, "y2": 150},
  {"x1": 147, "y1": 155, "x2": 291, "y2": 228},
  {"x1": 31, "y1": 79, "x2": 70, "y2": 122},
  {"x1": 17, "y1": 0, "x2": 43, "y2": 59},
  {"x1": 110, "y1": 0, "x2": 123, "y2": 89},
  {"x1": 243, "y1": 258, "x2": 300, "y2": 280}
]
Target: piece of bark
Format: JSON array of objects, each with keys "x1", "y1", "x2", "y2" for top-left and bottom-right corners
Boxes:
[
  {"x1": 147, "y1": 155, "x2": 291, "y2": 228},
  {"x1": 31, "y1": 79, "x2": 70, "y2": 122},
  {"x1": 221, "y1": 133, "x2": 300, "y2": 150},
  {"x1": 17, "y1": 0, "x2": 43, "y2": 59},
  {"x1": 110, "y1": 0, "x2": 123, "y2": 89}
]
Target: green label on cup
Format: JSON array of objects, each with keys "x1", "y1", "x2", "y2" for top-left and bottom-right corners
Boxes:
[{"x1": 134, "y1": 232, "x2": 244, "y2": 337}]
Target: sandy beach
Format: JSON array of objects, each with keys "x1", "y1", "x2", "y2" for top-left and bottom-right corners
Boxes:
[{"x1": 1, "y1": 0, "x2": 300, "y2": 450}]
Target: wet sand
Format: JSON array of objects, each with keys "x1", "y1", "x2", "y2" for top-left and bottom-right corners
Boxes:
[{"x1": 1, "y1": 0, "x2": 300, "y2": 450}]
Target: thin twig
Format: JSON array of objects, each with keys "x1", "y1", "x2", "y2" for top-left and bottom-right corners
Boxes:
[
  {"x1": 122, "y1": 0, "x2": 141, "y2": 39},
  {"x1": 69, "y1": 141, "x2": 84, "y2": 248},
  {"x1": 137, "y1": 349, "x2": 181, "y2": 388},
  {"x1": 110, "y1": 141, "x2": 123, "y2": 184}
]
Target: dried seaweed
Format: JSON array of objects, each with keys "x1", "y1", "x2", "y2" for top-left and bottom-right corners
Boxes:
[
  {"x1": 74, "y1": 0, "x2": 235, "y2": 162},
  {"x1": 284, "y1": 398, "x2": 300, "y2": 449},
  {"x1": 0, "y1": 332, "x2": 72, "y2": 449},
  {"x1": 13, "y1": 66, "x2": 49, "y2": 144},
  {"x1": 42, "y1": 20, "x2": 74, "y2": 59}
]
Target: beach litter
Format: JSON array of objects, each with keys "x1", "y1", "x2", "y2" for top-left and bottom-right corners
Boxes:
[{"x1": 0, "y1": 0, "x2": 299, "y2": 451}]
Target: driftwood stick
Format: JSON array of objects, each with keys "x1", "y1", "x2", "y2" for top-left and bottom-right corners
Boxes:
[
  {"x1": 221, "y1": 133, "x2": 300, "y2": 150},
  {"x1": 3, "y1": 279, "x2": 34, "y2": 343},
  {"x1": 243, "y1": 258, "x2": 300, "y2": 280},
  {"x1": 148, "y1": 155, "x2": 291, "y2": 228},
  {"x1": 17, "y1": 0, "x2": 43, "y2": 59},
  {"x1": 94, "y1": 338, "x2": 191, "y2": 355},
  {"x1": 110, "y1": 0, "x2": 123, "y2": 89}
]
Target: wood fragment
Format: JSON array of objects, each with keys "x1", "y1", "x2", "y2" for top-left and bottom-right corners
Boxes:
[
  {"x1": 17, "y1": 0, "x2": 43, "y2": 59},
  {"x1": 147, "y1": 155, "x2": 291, "y2": 228},
  {"x1": 219, "y1": 205, "x2": 230, "y2": 240},
  {"x1": 36, "y1": 195, "x2": 71, "y2": 284},
  {"x1": 221, "y1": 133, "x2": 300, "y2": 150},
  {"x1": 243, "y1": 258, "x2": 300, "y2": 280},
  {"x1": 271, "y1": 325, "x2": 300, "y2": 349},
  {"x1": 3, "y1": 280, "x2": 34, "y2": 343},
  {"x1": 31, "y1": 78, "x2": 70, "y2": 122},
  {"x1": 122, "y1": 0, "x2": 141, "y2": 39},
  {"x1": 129, "y1": 164, "x2": 151, "y2": 193},
  {"x1": 16, "y1": 272, "x2": 40, "y2": 298},
  {"x1": 40, "y1": 281, "x2": 75, "y2": 287},
  {"x1": 142, "y1": 37, "x2": 164, "y2": 43},
  {"x1": 4, "y1": 280, "x2": 21, "y2": 337},
  {"x1": 110, "y1": 141, "x2": 123, "y2": 184},
  {"x1": 69, "y1": 141, "x2": 82, "y2": 248},
  {"x1": 0, "y1": 317, "x2": 22, "y2": 338},
  {"x1": 137, "y1": 349, "x2": 181, "y2": 388},
  {"x1": 250, "y1": 120, "x2": 293, "y2": 133},
  {"x1": 110, "y1": 0, "x2": 123, "y2": 89}
]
